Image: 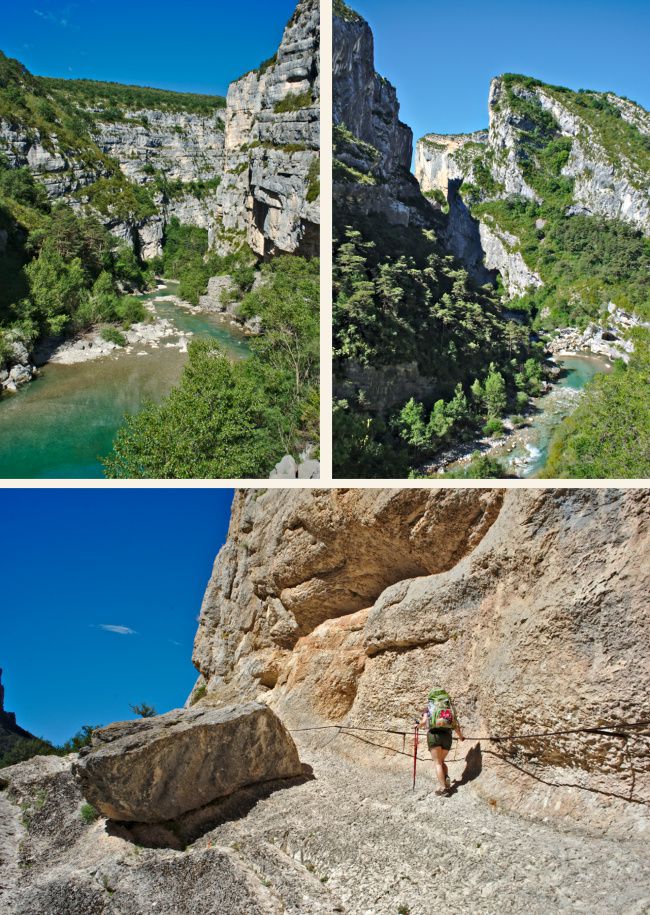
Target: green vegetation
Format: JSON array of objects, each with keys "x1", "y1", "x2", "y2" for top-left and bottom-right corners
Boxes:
[
  {"x1": 0, "y1": 724, "x2": 99, "y2": 769},
  {"x1": 464, "y1": 78, "x2": 650, "y2": 326},
  {"x1": 543, "y1": 330, "x2": 650, "y2": 477},
  {"x1": 424, "y1": 187, "x2": 449, "y2": 214},
  {"x1": 76, "y1": 175, "x2": 157, "y2": 221},
  {"x1": 191, "y1": 683, "x2": 208, "y2": 706},
  {"x1": 273, "y1": 90, "x2": 313, "y2": 114},
  {"x1": 80, "y1": 803, "x2": 100, "y2": 824},
  {"x1": 100, "y1": 326, "x2": 127, "y2": 346},
  {"x1": 306, "y1": 156, "x2": 320, "y2": 203},
  {"x1": 333, "y1": 213, "x2": 544, "y2": 477},
  {"x1": 130, "y1": 702, "x2": 157, "y2": 718},
  {"x1": 153, "y1": 218, "x2": 256, "y2": 306},
  {"x1": 445, "y1": 452, "x2": 508, "y2": 479},
  {"x1": 0, "y1": 156, "x2": 149, "y2": 370},
  {"x1": 333, "y1": 0, "x2": 363, "y2": 22},
  {"x1": 104, "y1": 256, "x2": 319, "y2": 479},
  {"x1": 40, "y1": 76, "x2": 226, "y2": 118}
]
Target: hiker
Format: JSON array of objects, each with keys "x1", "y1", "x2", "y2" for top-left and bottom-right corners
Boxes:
[{"x1": 418, "y1": 688, "x2": 464, "y2": 796}]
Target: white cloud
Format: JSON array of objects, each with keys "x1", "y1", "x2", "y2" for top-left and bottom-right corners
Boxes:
[
  {"x1": 98, "y1": 624, "x2": 137, "y2": 635},
  {"x1": 33, "y1": 8, "x2": 69, "y2": 27}
]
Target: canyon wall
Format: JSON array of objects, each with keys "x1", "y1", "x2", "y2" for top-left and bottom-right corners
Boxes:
[
  {"x1": 415, "y1": 76, "x2": 650, "y2": 297},
  {"x1": 0, "y1": 0, "x2": 319, "y2": 260},
  {"x1": 0, "y1": 109, "x2": 225, "y2": 260},
  {"x1": 190, "y1": 488, "x2": 650, "y2": 838},
  {"x1": 333, "y1": 7, "x2": 427, "y2": 229},
  {"x1": 214, "y1": 0, "x2": 320, "y2": 258}
]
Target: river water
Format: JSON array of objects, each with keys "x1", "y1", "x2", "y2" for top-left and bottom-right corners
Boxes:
[
  {"x1": 0, "y1": 283, "x2": 248, "y2": 479},
  {"x1": 501, "y1": 355, "x2": 611, "y2": 477}
]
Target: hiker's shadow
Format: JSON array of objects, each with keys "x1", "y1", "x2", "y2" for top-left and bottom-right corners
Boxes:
[{"x1": 449, "y1": 742, "x2": 482, "y2": 795}]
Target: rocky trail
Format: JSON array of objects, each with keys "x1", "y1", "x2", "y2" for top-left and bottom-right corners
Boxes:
[
  {"x1": 3, "y1": 735, "x2": 648, "y2": 915},
  {"x1": 210, "y1": 734, "x2": 650, "y2": 915}
]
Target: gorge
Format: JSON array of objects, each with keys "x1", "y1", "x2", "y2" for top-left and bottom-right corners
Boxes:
[
  {"x1": 0, "y1": 0, "x2": 320, "y2": 478},
  {"x1": 332, "y1": 1, "x2": 649, "y2": 479}
]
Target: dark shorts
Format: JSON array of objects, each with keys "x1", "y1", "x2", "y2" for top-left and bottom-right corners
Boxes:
[{"x1": 427, "y1": 728, "x2": 452, "y2": 751}]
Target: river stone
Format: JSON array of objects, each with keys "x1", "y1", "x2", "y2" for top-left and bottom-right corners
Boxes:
[{"x1": 72, "y1": 702, "x2": 302, "y2": 823}]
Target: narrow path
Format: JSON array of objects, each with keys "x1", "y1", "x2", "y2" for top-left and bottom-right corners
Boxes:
[{"x1": 211, "y1": 740, "x2": 650, "y2": 915}]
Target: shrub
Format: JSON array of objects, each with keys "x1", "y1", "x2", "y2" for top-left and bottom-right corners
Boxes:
[
  {"x1": 115, "y1": 295, "x2": 147, "y2": 327},
  {"x1": 273, "y1": 90, "x2": 312, "y2": 114},
  {"x1": 101, "y1": 326, "x2": 127, "y2": 346},
  {"x1": 306, "y1": 156, "x2": 320, "y2": 203},
  {"x1": 446, "y1": 452, "x2": 507, "y2": 479},
  {"x1": 80, "y1": 803, "x2": 99, "y2": 824},
  {"x1": 130, "y1": 703, "x2": 157, "y2": 718},
  {"x1": 483, "y1": 417, "x2": 504, "y2": 437}
]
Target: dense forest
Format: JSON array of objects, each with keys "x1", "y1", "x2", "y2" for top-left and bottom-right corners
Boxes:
[{"x1": 0, "y1": 153, "x2": 150, "y2": 364}]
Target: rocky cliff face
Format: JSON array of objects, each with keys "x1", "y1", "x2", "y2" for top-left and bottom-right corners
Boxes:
[
  {"x1": 213, "y1": 0, "x2": 320, "y2": 257},
  {"x1": 190, "y1": 488, "x2": 650, "y2": 838},
  {"x1": 0, "y1": 0, "x2": 319, "y2": 261},
  {"x1": 333, "y1": 6, "x2": 427, "y2": 229},
  {"x1": 0, "y1": 109, "x2": 225, "y2": 260},
  {"x1": 415, "y1": 75, "x2": 650, "y2": 298}
]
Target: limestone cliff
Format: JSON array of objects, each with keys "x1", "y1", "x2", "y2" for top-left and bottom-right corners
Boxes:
[
  {"x1": 333, "y1": 6, "x2": 426, "y2": 228},
  {"x1": 191, "y1": 488, "x2": 650, "y2": 838},
  {"x1": 415, "y1": 75, "x2": 650, "y2": 299},
  {"x1": 0, "y1": 96, "x2": 225, "y2": 260},
  {"x1": 214, "y1": 0, "x2": 320, "y2": 257},
  {"x1": 0, "y1": 0, "x2": 319, "y2": 261}
]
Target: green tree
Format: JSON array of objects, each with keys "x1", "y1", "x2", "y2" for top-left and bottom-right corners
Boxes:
[
  {"x1": 103, "y1": 340, "x2": 286, "y2": 479},
  {"x1": 396, "y1": 398, "x2": 428, "y2": 447},
  {"x1": 26, "y1": 248, "x2": 88, "y2": 334},
  {"x1": 484, "y1": 364, "x2": 507, "y2": 418},
  {"x1": 130, "y1": 703, "x2": 157, "y2": 718}
]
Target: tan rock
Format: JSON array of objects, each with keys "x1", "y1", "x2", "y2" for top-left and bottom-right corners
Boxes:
[
  {"x1": 193, "y1": 488, "x2": 650, "y2": 837},
  {"x1": 72, "y1": 702, "x2": 302, "y2": 823}
]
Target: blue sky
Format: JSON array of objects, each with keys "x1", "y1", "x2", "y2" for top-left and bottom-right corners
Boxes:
[
  {"x1": 2, "y1": 1, "x2": 297, "y2": 96},
  {"x1": 351, "y1": 0, "x2": 650, "y2": 146},
  {"x1": 1, "y1": 488, "x2": 234, "y2": 745}
]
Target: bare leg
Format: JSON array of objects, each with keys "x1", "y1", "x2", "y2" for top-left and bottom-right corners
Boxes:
[{"x1": 430, "y1": 746, "x2": 449, "y2": 790}]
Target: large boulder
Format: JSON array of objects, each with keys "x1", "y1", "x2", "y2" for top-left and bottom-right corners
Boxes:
[{"x1": 72, "y1": 702, "x2": 302, "y2": 823}]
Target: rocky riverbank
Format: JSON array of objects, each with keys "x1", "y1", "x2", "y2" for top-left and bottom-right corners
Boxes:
[
  {"x1": 423, "y1": 353, "x2": 607, "y2": 477},
  {"x1": 546, "y1": 304, "x2": 650, "y2": 363},
  {"x1": 1, "y1": 285, "x2": 198, "y2": 394}
]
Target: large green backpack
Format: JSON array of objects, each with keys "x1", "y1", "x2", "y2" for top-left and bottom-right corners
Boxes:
[{"x1": 427, "y1": 688, "x2": 455, "y2": 729}]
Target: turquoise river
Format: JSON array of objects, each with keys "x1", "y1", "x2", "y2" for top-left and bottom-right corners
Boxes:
[{"x1": 0, "y1": 282, "x2": 248, "y2": 479}]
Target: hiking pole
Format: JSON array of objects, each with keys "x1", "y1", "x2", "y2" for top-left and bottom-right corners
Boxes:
[{"x1": 412, "y1": 724, "x2": 419, "y2": 790}]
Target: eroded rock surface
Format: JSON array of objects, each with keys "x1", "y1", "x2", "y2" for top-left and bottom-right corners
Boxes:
[
  {"x1": 192, "y1": 488, "x2": 650, "y2": 838},
  {"x1": 72, "y1": 702, "x2": 302, "y2": 823}
]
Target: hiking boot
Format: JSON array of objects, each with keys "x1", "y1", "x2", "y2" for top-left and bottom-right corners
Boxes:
[{"x1": 435, "y1": 788, "x2": 450, "y2": 797}]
